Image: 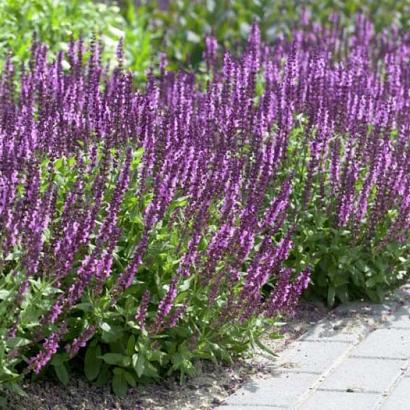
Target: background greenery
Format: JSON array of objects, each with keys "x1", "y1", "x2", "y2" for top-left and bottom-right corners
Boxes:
[
  {"x1": 130, "y1": 0, "x2": 409, "y2": 69},
  {"x1": 1, "y1": 0, "x2": 408, "y2": 75},
  {"x1": 0, "y1": 0, "x2": 151, "y2": 79}
]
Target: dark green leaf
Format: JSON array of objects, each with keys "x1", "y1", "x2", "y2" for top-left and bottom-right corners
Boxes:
[
  {"x1": 54, "y1": 363, "x2": 69, "y2": 386},
  {"x1": 112, "y1": 372, "x2": 128, "y2": 397},
  {"x1": 85, "y1": 344, "x2": 102, "y2": 381}
]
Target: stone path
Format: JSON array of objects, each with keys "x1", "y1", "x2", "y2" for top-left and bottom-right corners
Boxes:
[{"x1": 217, "y1": 284, "x2": 410, "y2": 409}]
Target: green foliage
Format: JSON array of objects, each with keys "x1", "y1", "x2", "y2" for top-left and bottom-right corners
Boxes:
[
  {"x1": 0, "y1": 146, "x2": 278, "y2": 398},
  {"x1": 290, "y1": 212, "x2": 410, "y2": 305},
  {"x1": 130, "y1": 0, "x2": 408, "y2": 68},
  {"x1": 283, "y1": 119, "x2": 410, "y2": 306},
  {"x1": 0, "y1": 273, "x2": 60, "y2": 402},
  {"x1": 0, "y1": 0, "x2": 152, "y2": 77},
  {"x1": 63, "y1": 147, "x2": 278, "y2": 395},
  {"x1": 2, "y1": 0, "x2": 407, "y2": 76}
]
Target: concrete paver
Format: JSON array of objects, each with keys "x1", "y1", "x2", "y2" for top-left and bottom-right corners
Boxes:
[
  {"x1": 217, "y1": 284, "x2": 410, "y2": 410},
  {"x1": 302, "y1": 390, "x2": 381, "y2": 410},
  {"x1": 220, "y1": 372, "x2": 318, "y2": 408},
  {"x1": 276, "y1": 340, "x2": 352, "y2": 373},
  {"x1": 350, "y1": 328, "x2": 410, "y2": 359},
  {"x1": 318, "y1": 357, "x2": 403, "y2": 392},
  {"x1": 381, "y1": 376, "x2": 410, "y2": 409},
  {"x1": 385, "y1": 306, "x2": 410, "y2": 329},
  {"x1": 300, "y1": 321, "x2": 364, "y2": 343}
]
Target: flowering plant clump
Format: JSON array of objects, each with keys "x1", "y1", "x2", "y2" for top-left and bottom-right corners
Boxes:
[
  {"x1": 0, "y1": 35, "x2": 308, "y2": 397},
  {"x1": 0, "y1": 14, "x2": 409, "y2": 399},
  {"x1": 276, "y1": 15, "x2": 410, "y2": 304}
]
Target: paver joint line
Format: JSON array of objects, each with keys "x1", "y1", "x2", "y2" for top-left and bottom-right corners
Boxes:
[
  {"x1": 385, "y1": 326, "x2": 410, "y2": 330},
  {"x1": 349, "y1": 355, "x2": 407, "y2": 361},
  {"x1": 298, "y1": 339, "x2": 352, "y2": 344},
  {"x1": 281, "y1": 370, "x2": 322, "y2": 375},
  {"x1": 380, "y1": 375, "x2": 410, "y2": 408},
  {"x1": 316, "y1": 387, "x2": 382, "y2": 395}
]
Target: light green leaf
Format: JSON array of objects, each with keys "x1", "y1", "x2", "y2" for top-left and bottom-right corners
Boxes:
[{"x1": 100, "y1": 353, "x2": 127, "y2": 366}]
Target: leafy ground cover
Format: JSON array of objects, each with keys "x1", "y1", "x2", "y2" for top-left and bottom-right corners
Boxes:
[{"x1": 0, "y1": 8, "x2": 409, "y2": 408}]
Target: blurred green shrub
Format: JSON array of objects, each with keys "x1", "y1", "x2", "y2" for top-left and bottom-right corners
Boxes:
[
  {"x1": 0, "y1": 0, "x2": 152, "y2": 77},
  {"x1": 125, "y1": 0, "x2": 409, "y2": 69}
]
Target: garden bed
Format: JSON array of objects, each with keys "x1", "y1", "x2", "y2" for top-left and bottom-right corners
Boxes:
[
  {"x1": 7, "y1": 300, "x2": 328, "y2": 410},
  {"x1": 10, "y1": 285, "x2": 409, "y2": 410}
]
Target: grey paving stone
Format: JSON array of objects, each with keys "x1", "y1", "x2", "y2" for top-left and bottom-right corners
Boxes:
[
  {"x1": 277, "y1": 340, "x2": 351, "y2": 373},
  {"x1": 218, "y1": 405, "x2": 281, "y2": 409},
  {"x1": 351, "y1": 328, "x2": 410, "y2": 359},
  {"x1": 319, "y1": 357, "x2": 403, "y2": 392},
  {"x1": 394, "y1": 285, "x2": 410, "y2": 300},
  {"x1": 334, "y1": 302, "x2": 394, "y2": 318},
  {"x1": 301, "y1": 320, "x2": 363, "y2": 343},
  {"x1": 218, "y1": 372, "x2": 318, "y2": 408},
  {"x1": 385, "y1": 306, "x2": 410, "y2": 329},
  {"x1": 381, "y1": 377, "x2": 410, "y2": 409},
  {"x1": 301, "y1": 390, "x2": 381, "y2": 410}
]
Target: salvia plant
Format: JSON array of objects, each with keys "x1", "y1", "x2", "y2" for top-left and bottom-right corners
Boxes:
[{"x1": 0, "y1": 13, "x2": 409, "y2": 400}]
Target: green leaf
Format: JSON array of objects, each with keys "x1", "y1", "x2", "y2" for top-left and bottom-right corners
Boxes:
[
  {"x1": 101, "y1": 325, "x2": 123, "y2": 343},
  {"x1": 0, "y1": 290, "x2": 10, "y2": 300},
  {"x1": 100, "y1": 353, "x2": 128, "y2": 366},
  {"x1": 132, "y1": 147, "x2": 145, "y2": 168},
  {"x1": 74, "y1": 303, "x2": 93, "y2": 312},
  {"x1": 99, "y1": 322, "x2": 111, "y2": 332},
  {"x1": 54, "y1": 158, "x2": 64, "y2": 170},
  {"x1": 112, "y1": 372, "x2": 128, "y2": 397},
  {"x1": 122, "y1": 369, "x2": 136, "y2": 387},
  {"x1": 327, "y1": 287, "x2": 336, "y2": 307},
  {"x1": 6, "y1": 337, "x2": 31, "y2": 349},
  {"x1": 132, "y1": 353, "x2": 138, "y2": 370},
  {"x1": 336, "y1": 286, "x2": 349, "y2": 304},
  {"x1": 186, "y1": 30, "x2": 200, "y2": 43},
  {"x1": 127, "y1": 335, "x2": 136, "y2": 356},
  {"x1": 95, "y1": 365, "x2": 110, "y2": 387},
  {"x1": 84, "y1": 344, "x2": 102, "y2": 381},
  {"x1": 53, "y1": 363, "x2": 69, "y2": 386},
  {"x1": 147, "y1": 350, "x2": 167, "y2": 365},
  {"x1": 50, "y1": 353, "x2": 68, "y2": 366},
  {"x1": 133, "y1": 354, "x2": 145, "y2": 378}
]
